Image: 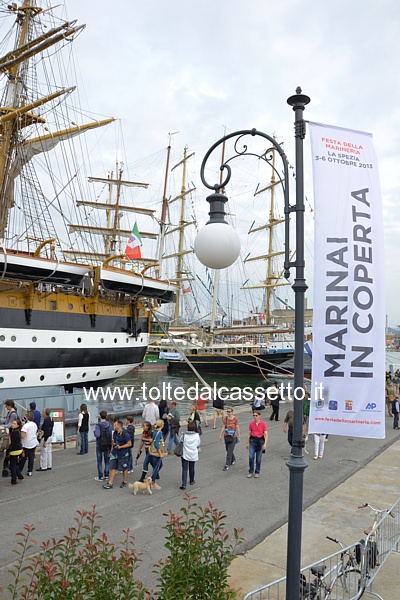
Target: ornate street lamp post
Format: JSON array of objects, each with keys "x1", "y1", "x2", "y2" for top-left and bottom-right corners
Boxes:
[{"x1": 194, "y1": 87, "x2": 310, "y2": 600}]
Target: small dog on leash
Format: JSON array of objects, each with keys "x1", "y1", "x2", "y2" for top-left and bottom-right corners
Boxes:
[{"x1": 128, "y1": 477, "x2": 153, "y2": 495}]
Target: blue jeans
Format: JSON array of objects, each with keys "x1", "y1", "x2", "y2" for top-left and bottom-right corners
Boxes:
[
  {"x1": 249, "y1": 439, "x2": 263, "y2": 474},
  {"x1": 142, "y1": 450, "x2": 151, "y2": 473},
  {"x1": 96, "y1": 446, "x2": 110, "y2": 479},
  {"x1": 287, "y1": 428, "x2": 293, "y2": 447},
  {"x1": 167, "y1": 433, "x2": 179, "y2": 453},
  {"x1": 127, "y1": 448, "x2": 133, "y2": 471},
  {"x1": 149, "y1": 455, "x2": 163, "y2": 483},
  {"x1": 181, "y1": 457, "x2": 195, "y2": 487},
  {"x1": 80, "y1": 431, "x2": 88, "y2": 454}
]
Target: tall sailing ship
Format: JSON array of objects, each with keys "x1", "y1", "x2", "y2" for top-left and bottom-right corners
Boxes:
[
  {"x1": 0, "y1": 1, "x2": 178, "y2": 400},
  {"x1": 149, "y1": 143, "x2": 297, "y2": 376}
]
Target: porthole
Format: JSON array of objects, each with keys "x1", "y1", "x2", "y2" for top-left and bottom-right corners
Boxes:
[
  {"x1": 115, "y1": 369, "x2": 119, "y2": 374},
  {"x1": 0, "y1": 335, "x2": 5, "y2": 341},
  {"x1": 82, "y1": 372, "x2": 86, "y2": 378},
  {"x1": 68, "y1": 303, "x2": 73, "y2": 310},
  {"x1": 20, "y1": 376, "x2": 25, "y2": 382},
  {"x1": 114, "y1": 338, "x2": 117, "y2": 344},
  {"x1": 96, "y1": 371, "x2": 100, "y2": 377},
  {"x1": 126, "y1": 338, "x2": 129, "y2": 343},
  {"x1": 100, "y1": 338, "x2": 104, "y2": 344},
  {"x1": 50, "y1": 301, "x2": 57, "y2": 310},
  {"x1": 11, "y1": 335, "x2": 16, "y2": 342},
  {"x1": 51, "y1": 337, "x2": 56, "y2": 343},
  {"x1": 32, "y1": 336, "x2": 37, "y2": 342},
  {"x1": 66, "y1": 373, "x2": 71, "y2": 379},
  {"x1": 40, "y1": 375, "x2": 45, "y2": 381},
  {"x1": 77, "y1": 337, "x2": 82, "y2": 343},
  {"x1": 0, "y1": 377, "x2": 4, "y2": 384}
]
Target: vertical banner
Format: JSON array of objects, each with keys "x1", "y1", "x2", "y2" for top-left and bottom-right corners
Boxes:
[{"x1": 308, "y1": 122, "x2": 385, "y2": 439}]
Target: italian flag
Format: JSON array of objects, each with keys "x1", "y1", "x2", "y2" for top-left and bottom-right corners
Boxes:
[{"x1": 125, "y1": 222, "x2": 142, "y2": 259}]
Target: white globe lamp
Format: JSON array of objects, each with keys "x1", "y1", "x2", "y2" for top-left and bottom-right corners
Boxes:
[
  {"x1": 194, "y1": 190, "x2": 241, "y2": 269},
  {"x1": 195, "y1": 222, "x2": 240, "y2": 269}
]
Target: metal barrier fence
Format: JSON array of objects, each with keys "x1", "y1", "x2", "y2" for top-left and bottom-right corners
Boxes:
[
  {"x1": 243, "y1": 498, "x2": 400, "y2": 600},
  {"x1": 361, "y1": 496, "x2": 400, "y2": 590}
]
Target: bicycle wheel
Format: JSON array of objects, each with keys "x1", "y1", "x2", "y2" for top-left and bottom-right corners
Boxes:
[{"x1": 327, "y1": 568, "x2": 362, "y2": 600}]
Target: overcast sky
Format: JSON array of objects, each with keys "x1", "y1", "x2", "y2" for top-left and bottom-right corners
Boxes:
[{"x1": 61, "y1": 0, "x2": 400, "y2": 327}]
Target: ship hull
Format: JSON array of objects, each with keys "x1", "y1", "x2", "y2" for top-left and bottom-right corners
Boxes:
[
  {"x1": 0, "y1": 308, "x2": 149, "y2": 391},
  {"x1": 166, "y1": 350, "x2": 294, "y2": 375}
]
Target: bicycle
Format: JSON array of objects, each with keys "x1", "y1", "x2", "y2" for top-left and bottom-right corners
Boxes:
[
  {"x1": 299, "y1": 536, "x2": 362, "y2": 600},
  {"x1": 355, "y1": 503, "x2": 395, "y2": 578}
]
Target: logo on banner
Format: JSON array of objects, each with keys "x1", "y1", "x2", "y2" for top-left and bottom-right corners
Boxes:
[
  {"x1": 345, "y1": 400, "x2": 353, "y2": 411},
  {"x1": 315, "y1": 399, "x2": 324, "y2": 410},
  {"x1": 365, "y1": 403, "x2": 377, "y2": 410},
  {"x1": 329, "y1": 400, "x2": 338, "y2": 410}
]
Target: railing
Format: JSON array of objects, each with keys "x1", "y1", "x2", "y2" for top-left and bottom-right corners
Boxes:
[
  {"x1": 360, "y1": 496, "x2": 400, "y2": 589},
  {"x1": 243, "y1": 498, "x2": 400, "y2": 600}
]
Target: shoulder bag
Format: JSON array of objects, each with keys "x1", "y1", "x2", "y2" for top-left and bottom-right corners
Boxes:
[
  {"x1": 149, "y1": 431, "x2": 166, "y2": 456},
  {"x1": 174, "y1": 434, "x2": 184, "y2": 457}
]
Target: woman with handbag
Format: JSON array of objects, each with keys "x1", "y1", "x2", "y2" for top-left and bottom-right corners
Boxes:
[
  {"x1": 148, "y1": 419, "x2": 166, "y2": 490},
  {"x1": 178, "y1": 420, "x2": 200, "y2": 490},
  {"x1": 219, "y1": 406, "x2": 240, "y2": 472}
]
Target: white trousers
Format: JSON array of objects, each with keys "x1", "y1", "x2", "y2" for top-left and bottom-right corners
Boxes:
[
  {"x1": 40, "y1": 438, "x2": 52, "y2": 469},
  {"x1": 314, "y1": 434, "x2": 326, "y2": 457}
]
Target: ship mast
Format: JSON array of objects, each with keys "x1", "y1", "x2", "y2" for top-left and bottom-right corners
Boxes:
[
  {"x1": 67, "y1": 168, "x2": 157, "y2": 262},
  {"x1": 242, "y1": 142, "x2": 290, "y2": 325},
  {"x1": 0, "y1": 3, "x2": 114, "y2": 244},
  {"x1": 166, "y1": 147, "x2": 195, "y2": 325}
]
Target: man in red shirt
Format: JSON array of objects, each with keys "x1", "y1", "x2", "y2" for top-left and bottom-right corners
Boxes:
[{"x1": 246, "y1": 410, "x2": 268, "y2": 478}]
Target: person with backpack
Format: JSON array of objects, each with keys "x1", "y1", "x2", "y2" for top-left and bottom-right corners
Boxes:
[
  {"x1": 102, "y1": 420, "x2": 132, "y2": 490},
  {"x1": 124, "y1": 416, "x2": 135, "y2": 473},
  {"x1": 392, "y1": 397, "x2": 400, "y2": 430},
  {"x1": 0, "y1": 400, "x2": 18, "y2": 427},
  {"x1": 94, "y1": 410, "x2": 113, "y2": 481}
]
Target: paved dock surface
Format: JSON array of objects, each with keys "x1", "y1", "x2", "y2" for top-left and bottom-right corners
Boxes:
[{"x1": 0, "y1": 404, "x2": 399, "y2": 597}]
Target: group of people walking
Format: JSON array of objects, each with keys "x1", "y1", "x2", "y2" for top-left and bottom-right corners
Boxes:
[{"x1": 12, "y1": 378, "x2": 398, "y2": 492}]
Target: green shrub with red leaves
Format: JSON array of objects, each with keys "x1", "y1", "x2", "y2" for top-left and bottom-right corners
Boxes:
[
  {"x1": 5, "y1": 506, "x2": 150, "y2": 600},
  {"x1": 154, "y1": 493, "x2": 244, "y2": 600},
  {"x1": 4, "y1": 496, "x2": 243, "y2": 600}
]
